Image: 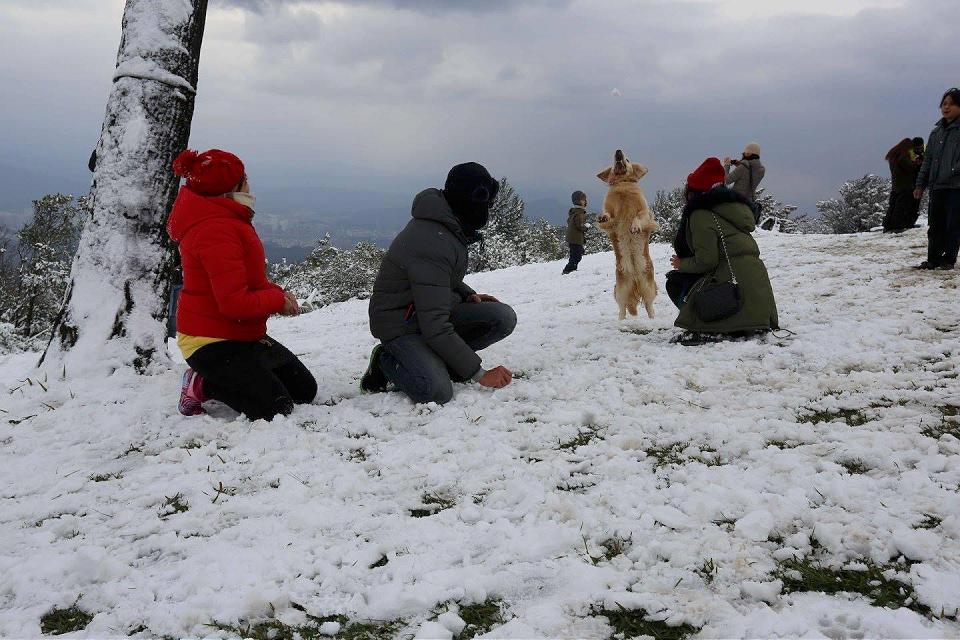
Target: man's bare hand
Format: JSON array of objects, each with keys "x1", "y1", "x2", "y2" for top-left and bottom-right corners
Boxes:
[
  {"x1": 467, "y1": 293, "x2": 500, "y2": 303},
  {"x1": 478, "y1": 366, "x2": 512, "y2": 389},
  {"x1": 914, "y1": 187, "x2": 925, "y2": 200},
  {"x1": 670, "y1": 255, "x2": 681, "y2": 269}
]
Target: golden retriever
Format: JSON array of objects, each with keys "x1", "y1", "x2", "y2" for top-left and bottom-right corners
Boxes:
[{"x1": 596, "y1": 149, "x2": 659, "y2": 320}]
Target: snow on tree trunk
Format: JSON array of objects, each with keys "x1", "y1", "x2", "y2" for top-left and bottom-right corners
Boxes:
[{"x1": 42, "y1": 0, "x2": 208, "y2": 375}]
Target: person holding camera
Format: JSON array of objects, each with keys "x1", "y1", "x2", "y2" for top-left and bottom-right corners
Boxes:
[{"x1": 724, "y1": 142, "x2": 765, "y2": 204}]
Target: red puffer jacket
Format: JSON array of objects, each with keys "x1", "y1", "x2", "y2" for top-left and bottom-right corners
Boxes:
[{"x1": 167, "y1": 186, "x2": 286, "y2": 340}]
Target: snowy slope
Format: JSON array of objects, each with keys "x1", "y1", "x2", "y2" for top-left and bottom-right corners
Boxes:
[{"x1": 1, "y1": 229, "x2": 958, "y2": 638}]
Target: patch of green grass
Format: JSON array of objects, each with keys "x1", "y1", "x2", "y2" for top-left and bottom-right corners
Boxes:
[
  {"x1": 620, "y1": 327, "x2": 654, "y2": 335},
  {"x1": 157, "y1": 493, "x2": 189, "y2": 520},
  {"x1": 914, "y1": 514, "x2": 942, "y2": 530},
  {"x1": 645, "y1": 442, "x2": 688, "y2": 469},
  {"x1": 89, "y1": 472, "x2": 122, "y2": 482},
  {"x1": 458, "y1": 598, "x2": 507, "y2": 639},
  {"x1": 591, "y1": 605, "x2": 701, "y2": 640},
  {"x1": 519, "y1": 416, "x2": 538, "y2": 424},
  {"x1": 838, "y1": 458, "x2": 870, "y2": 475},
  {"x1": 777, "y1": 558, "x2": 931, "y2": 616},
  {"x1": 209, "y1": 615, "x2": 405, "y2": 640},
  {"x1": 696, "y1": 558, "x2": 718, "y2": 585},
  {"x1": 369, "y1": 555, "x2": 388, "y2": 569},
  {"x1": 347, "y1": 448, "x2": 367, "y2": 462},
  {"x1": 600, "y1": 534, "x2": 632, "y2": 561},
  {"x1": 920, "y1": 415, "x2": 960, "y2": 440},
  {"x1": 409, "y1": 491, "x2": 456, "y2": 518},
  {"x1": 800, "y1": 408, "x2": 869, "y2": 426},
  {"x1": 766, "y1": 440, "x2": 802, "y2": 450},
  {"x1": 558, "y1": 424, "x2": 604, "y2": 451},
  {"x1": 939, "y1": 404, "x2": 960, "y2": 418},
  {"x1": 40, "y1": 603, "x2": 93, "y2": 635}
]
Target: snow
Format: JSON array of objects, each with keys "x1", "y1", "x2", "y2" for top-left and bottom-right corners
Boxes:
[{"x1": 1, "y1": 228, "x2": 959, "y2": 638}]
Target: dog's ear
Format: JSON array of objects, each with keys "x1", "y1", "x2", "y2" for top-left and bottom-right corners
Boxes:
[
  {"x1": 632, "y1": 163, "x2": 648, "y2": 179},
  {"x1": 597, "y1": 167, "x2": 612, "y2": 183}
]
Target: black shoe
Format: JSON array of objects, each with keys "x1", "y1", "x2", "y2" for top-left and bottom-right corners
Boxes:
[
  {"x1": 915, "y1": 261, "x2": 937, "y2": 270},
  {"x1": 937, "y1": 263, "x2": 956, "y2": 271},
  {"x1": 360, "y1": 345, "x2": 388, "y2": 393},
  {"x1": 562, "y1": 267, "x2": 575, "y2": 275}
]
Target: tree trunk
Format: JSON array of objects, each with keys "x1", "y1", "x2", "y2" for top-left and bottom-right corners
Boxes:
[{"x1": 42, "y1": 0, "x2": 208, "y2": 374}]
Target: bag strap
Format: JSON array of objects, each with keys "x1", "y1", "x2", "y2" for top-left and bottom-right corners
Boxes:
[{"x1": 710, "y1": 212, "x2": 738, "y2": 285}]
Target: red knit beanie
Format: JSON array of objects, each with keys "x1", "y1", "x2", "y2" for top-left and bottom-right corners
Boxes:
[
  {"x1": 686, "y1": 157, "x2": 726, "y2": 193},
  {"x1": 173, "y1": 149, "x2": 245, "y2": 196}
]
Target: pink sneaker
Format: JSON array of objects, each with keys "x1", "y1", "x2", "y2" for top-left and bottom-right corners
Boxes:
[{"x1": 178, "y1": 368, "x2": 207, "y2": 416}]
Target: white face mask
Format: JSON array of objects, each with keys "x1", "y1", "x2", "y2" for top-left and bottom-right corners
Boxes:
[{"x1": 228, "y1": 191, "x2": 257, "y2": 210}]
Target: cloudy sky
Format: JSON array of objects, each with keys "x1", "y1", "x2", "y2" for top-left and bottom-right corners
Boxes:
[{"x1": 0, "y1": 0, "x2": 955, "y2": 230}]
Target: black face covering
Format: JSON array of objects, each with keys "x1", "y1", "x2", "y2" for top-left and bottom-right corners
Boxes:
[{"x1": 443, "y1": 162, "x2": 499, "y2": 237}]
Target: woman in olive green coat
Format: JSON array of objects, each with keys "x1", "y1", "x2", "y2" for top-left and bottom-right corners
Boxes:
[{"x1": 666, "y1": 158, "x2": 779, "y2": 341}]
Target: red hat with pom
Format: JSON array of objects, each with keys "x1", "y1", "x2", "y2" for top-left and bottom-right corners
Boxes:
[
  {"x1": 173, "y1": 149, "x2": 245, "y2": 196},
  {"x1": 686, "y1": 157, "x2": 726, "y2": 193}
]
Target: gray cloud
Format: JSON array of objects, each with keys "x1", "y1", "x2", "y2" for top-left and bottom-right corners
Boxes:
[
  {"x1": 0, "y1": 0, "x2": 954, "y2": 227},
  {"x1": 216, "y1": 0, "x2": 568, "y2": 15}
]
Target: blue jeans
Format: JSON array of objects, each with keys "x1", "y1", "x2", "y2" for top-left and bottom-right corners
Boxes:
[
  {"x1": 927, "y1": 189, "x2": 960, "y2": 266},
  {"x1": 379, "y1": 301, "x2": 517, "y2": 404}
]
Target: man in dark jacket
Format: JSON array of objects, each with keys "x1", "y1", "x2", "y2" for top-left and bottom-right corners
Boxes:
[
  {"x1": 915, "y1": 88, "x2": 960, "y2": 270},
  {"x1": 360, "y1": 163, "x2": 516, "y2": 404},
  {"x1": 562, "y1": 190, "x2": 589, "y2": 274}
]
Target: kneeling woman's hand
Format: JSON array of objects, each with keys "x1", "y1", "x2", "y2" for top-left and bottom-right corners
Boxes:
[{"x1": 280, "y1": 291, "x2": 301, "y2": 316}]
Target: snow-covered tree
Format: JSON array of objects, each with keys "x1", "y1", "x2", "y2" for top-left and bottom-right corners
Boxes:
[
  {"x1": 754, "y1": 188, "x2": 821, "y2": 234},
  {"x1": 527, "y1": 217, "x2": 568, "y2": 264},
  {"x1": 816, "y1": 175, "x2": 891, "y2": 234},
  {"x1": 274, "y1": 234, "x2": 386, "y2": 310},
  {"x1": 650, "y1": 187, "x2": 685, "y2": 244},
  {"x1": 471, "y1": 178, "x2": 531, "y2": 271},
  {"x1": 7, "y1": 195, "x2": 87, "y2": 340},
  {"x1": 43, "y1": 0, "x2": 208, "y2": 373}
]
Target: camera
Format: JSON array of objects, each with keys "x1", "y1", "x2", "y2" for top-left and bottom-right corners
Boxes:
[{"x1": 730, "y1": 159, "x2": 741, "y2": 166}]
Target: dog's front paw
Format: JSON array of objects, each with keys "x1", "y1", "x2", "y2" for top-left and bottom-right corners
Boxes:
[
  {"x1": 630, "y1": 217, "x2": 643, "y2": 234},
  {"x1": 598, "y1": 212, "x2": 611, "y2": 224}
]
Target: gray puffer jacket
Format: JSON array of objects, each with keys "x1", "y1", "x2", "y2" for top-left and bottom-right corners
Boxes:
[
  {"x1": 917, "y1": 117, "x2": 960, "y2": 191},
  {"x1": 368, "y1": 189, "x2": 480, "y2": 379},
  {"x1": 725, "y1": 158, "x2": 765, "y2": 200}
]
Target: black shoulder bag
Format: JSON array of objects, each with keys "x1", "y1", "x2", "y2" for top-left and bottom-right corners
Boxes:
[{"x1": 691, "y1": 213, "x2": 743, "y2": 322}]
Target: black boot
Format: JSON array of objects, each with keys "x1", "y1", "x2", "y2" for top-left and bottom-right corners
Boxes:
[{"x1": 360, "y1": 345, "x2": 389, "y2": 393}]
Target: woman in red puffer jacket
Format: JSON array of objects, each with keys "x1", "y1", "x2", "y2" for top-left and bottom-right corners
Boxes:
[{"x1": 167, "y1": 148, "x2": 317, "y2": 420}]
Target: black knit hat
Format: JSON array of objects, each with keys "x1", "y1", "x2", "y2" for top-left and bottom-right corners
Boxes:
[
  {"x1": 444, "y1": 162, "x2": 499, "y2": 205},
  {"x1": 571, "y1": 190, "x2": 586, "y2": 205},
  {"x1": 443, "y1": 162, "x2": 499, "y2": 235}
]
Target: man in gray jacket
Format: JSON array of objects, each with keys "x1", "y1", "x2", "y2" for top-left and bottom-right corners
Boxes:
[
  {"x1": 361, "y1": 162, "x2": 516, "y2": 404},
  {"x1": 915, "y1": 88, "x2": 960, "y2": 270},
  {"x1": 724, "y1": 142, "x2": 765, "y2": 202}
]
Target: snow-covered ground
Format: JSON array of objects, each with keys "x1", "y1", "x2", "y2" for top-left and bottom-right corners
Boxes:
[{"x1": 1, "y1": 228, "x2": 958, "y2": 639}]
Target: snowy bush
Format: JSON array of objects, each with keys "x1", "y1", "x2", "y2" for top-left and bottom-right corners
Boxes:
[
  {"x1": 273, "y1": 234, "x2": 385, "y2": 310},
  {"x1": 817, "y1": 175, "x2": 890, "y2": 234},
  {"x1": 650, "y1": 187, "x2": 685, "y2": 243},
  {"x1": 754, "y1": 188, "x2": 821, "y2": 234},
  {"x1": 470, "y1": 178, "x2": 567, "y2": 272}
]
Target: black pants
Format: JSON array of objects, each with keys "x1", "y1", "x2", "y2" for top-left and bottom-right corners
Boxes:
[
  {"x1": 187, "y1": 336, "x2": 317, "y2": 421},
  {"x1": 927, "y1": 189, "x2": 960, "y2": 267},
  {"x1": 665, "y1": 270, "x2": 702, "y2": 309},
  {"x1": 883, "y1": 189, "x2": 915, "y2": 232},
  {"x1": 564, "y1": 243, "x2": 585, "y2": 273}
]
